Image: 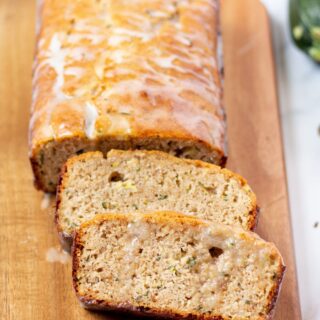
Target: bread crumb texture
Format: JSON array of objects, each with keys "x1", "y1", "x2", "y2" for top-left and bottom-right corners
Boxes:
[
  {"x1": 73, "y1": 213, "x2": 284, "y2": 320},
  {"x1": 58, "y1": 150, "x2": 257, "y2": 239}
]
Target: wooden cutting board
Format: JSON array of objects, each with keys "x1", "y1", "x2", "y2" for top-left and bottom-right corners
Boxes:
[{"x1": 0, "y1": 0, "x2": 301, "y2": 319}]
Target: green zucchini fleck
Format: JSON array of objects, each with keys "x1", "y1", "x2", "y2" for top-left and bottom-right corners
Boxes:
[
  {"x1": 157, "y1": 194, "x2": 168, "y2": 200},
  {"x1": 186, "y1": 257, "x2": 197, "y2": 268}
]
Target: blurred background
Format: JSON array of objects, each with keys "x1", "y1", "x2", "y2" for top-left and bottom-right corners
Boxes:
[{"x1": 263, "y1": 0, "x2": 320, "y2": 319}]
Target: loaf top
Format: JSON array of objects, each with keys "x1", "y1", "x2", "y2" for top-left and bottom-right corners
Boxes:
[
  {"x1": 30, "y1": 0, "x2": 224, "y2": 156},
  {"x1": 73, "y1": 211, "x2": 285, "y2": 320}
]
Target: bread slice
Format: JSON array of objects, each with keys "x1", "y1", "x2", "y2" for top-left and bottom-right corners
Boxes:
[
  {"x1": 56, "y1": 150, "x2": 258, "y2": 248},
  {"x1": 72, "y1": 212, "x2": 285, "y2": 320}
]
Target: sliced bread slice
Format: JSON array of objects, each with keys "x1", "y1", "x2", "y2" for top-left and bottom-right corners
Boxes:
[
  {"x1": 72, "y1": 212, "x2": 285, "y2": 320},
  {"x1": 56, "y1": 150, "x2": 258, "y2": 248}
]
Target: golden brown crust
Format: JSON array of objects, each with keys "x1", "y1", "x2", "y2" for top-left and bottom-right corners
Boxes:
[
  {"x1": 75, "y1": 298, "x2": 225, "y2": 320},
  {"x1": 72, "y1": 212, "x2": 284, "y2": 320},
  {"x1": 30, "y1": 0, "x2": 226, "y2": 191}
]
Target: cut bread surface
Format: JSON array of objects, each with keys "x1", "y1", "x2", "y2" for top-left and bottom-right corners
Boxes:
[
  {"x1": 56, "y1": 150, "x2": 257, "y2": 246},
  {"x1": 31, "y1": 137, "x2": 225, "y2": 193},
  {"x1": 73, "y1": 212, "x2": 285, "y2": 320}
]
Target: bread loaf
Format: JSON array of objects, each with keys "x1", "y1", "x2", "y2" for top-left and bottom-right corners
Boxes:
[
  {"x1": 30, "y1": 0, "x2": 225, "y2": 192},
  {"x1": 56, "y1": 150, "x2": 257, "y2": 248},
  {"x1": 73, "y1": 212, "x2": 285, "y2": 320}
]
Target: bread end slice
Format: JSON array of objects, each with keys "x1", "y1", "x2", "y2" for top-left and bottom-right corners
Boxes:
[{"x1": 72, "y1": 212, "x2": 284, "y2": 320}]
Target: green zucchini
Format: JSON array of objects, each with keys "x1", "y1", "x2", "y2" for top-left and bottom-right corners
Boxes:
[{"x1": 290, "y1": 0, "x2": 320, "y2": 62}]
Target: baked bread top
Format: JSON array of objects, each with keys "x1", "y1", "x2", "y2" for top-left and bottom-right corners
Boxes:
[
  {"x1": 73, "y1": 211, "x2": 285, "y2": 320},
  {"x1": 56, "y1": 149, "x2": 258, "y2": 248},
  {"x1": 30, "y1": 0, "x2": 225, "y2": 162}
]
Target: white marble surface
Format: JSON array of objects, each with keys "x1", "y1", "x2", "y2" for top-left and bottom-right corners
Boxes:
[{"x1": 262, "y1": 1, "x2": 320, "y2": 319}]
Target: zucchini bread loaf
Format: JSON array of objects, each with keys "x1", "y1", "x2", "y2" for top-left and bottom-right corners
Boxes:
[
  {"x1": 30, "y1": 0, "x2": 225, "y2": 192},
  {"x1": 56, "y1": 150, "x2": 257, "y2": 247},
  {"x1": 73, "y1": 212, "x2": 285, "y2": 320}
]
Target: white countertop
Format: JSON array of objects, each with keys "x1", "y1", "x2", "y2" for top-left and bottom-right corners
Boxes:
[{"x1": 262, "y1": 1, "x2": 320, "y2": 319}]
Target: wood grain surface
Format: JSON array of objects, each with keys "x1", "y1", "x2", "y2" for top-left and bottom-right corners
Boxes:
[
  {"x1": 0, "y1": 0, "x2": 301, "y2": 319},
  {"x1": 222, "y1": 0, "x2": 301, "y2": 319}
]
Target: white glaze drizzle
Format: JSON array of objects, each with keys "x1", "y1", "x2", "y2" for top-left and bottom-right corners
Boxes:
[
  {"x1": 108, "y1": 35, "x2": 131, "y2": 46},
  {"x1": 64, "y1": 67, "x2": 86, "y2": 77},
  {"x1": 111, "y1": 27, "x2": 153, "y2": 42},
  {"x1": 152, "y1": 56, "x2": 176, "y2": 68},
  {"x1": 94, "y1": 63, "x2": 105, "y2": 79},
  {"x1": 84, "y1": 102, "x2": 99, "y2": 139},
  {"x1": 47, "y1": 34, "x2": 68, "y2": 101},
  {"x1": 108, "y1": 50, "x2": 126, "y2": 64},
  {"x1": 146, "y1": 10, "x2": 170, "y2": 18}
]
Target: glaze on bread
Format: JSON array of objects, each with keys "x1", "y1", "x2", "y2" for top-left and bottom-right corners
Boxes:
[
  {"x1": 72, "y1": 212, "x2": 285, "y2": 319},
  {"x1": 30, "y1": 0, "x2": 225, "y2": 192}
]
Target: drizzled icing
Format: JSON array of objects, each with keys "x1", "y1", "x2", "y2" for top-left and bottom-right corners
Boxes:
[
  {"x1": 117, "y1": 218, "x2": 151, "y2": 297},
  {"x1": 109, "y1": 28, "x2": 154, "y2": 42},
  {"x1": 47, "y1": 34, "x2": 68, "y2": 101},
  {"x1": 64, "y1": 67, "x2": 86, "y2": 77},
  {"x1": 30, "y1": 0, "x2": 224, "y2": 150},
  {"x1": 84, "y1": 102, "x2": 99, "y2": 138}
]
